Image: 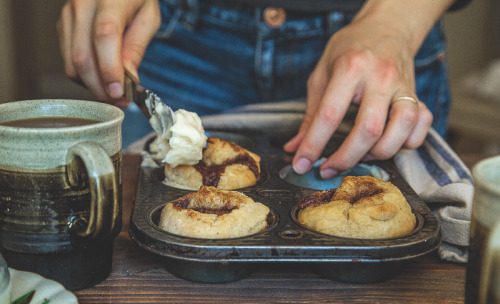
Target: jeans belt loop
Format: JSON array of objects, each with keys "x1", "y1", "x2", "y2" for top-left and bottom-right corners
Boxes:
[
  {"x1": 181, "y1": 0, "x2": 200, "y2": 29},
  {"x1": 325, "y1": 11, "x2": 345, "y2": 37}
]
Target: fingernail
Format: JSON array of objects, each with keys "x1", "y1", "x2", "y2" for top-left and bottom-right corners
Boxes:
[
  {"x1": 293, "y1": 157, "x2": 311, "y2": 175},
  {"x1": 320, "y1": 168, "x2": 338, "y2": 179},
  {"x1": 107, "y1": 82, "x2": 123, "y2": 99}
]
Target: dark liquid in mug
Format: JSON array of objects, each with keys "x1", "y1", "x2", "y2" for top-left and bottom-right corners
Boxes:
[{"x1": 0, "y1": 116, "x2": 101, "y2": 128}]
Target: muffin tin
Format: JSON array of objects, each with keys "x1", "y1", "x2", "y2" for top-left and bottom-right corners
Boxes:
[{"x1": 129, "y1": 130, "x2": 442, "y2": 283}]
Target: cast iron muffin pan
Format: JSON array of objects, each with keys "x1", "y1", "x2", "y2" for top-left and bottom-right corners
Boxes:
[{"x1": 129, "y1": 130, "x2": 441, "y2": 283}]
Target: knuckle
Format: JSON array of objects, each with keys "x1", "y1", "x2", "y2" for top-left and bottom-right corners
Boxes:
[
  {"x1": 405, "y1": 135, "x2": 425, "y2": 149},
  {"x1": 317, "y1": 105, "x2": 343, "y2": 127},
  {"x1": 399, "y1": 107, "x2": 419, "y2": 127},
  {"x1": 71, "y1": 49, "x2": 91, "y2": 72},
  {"x1": 125, "y1": 43, "x2": 148, "y2": 61},
  {"x1": 371, "y1": 146, "x2": 394, "y2": 160},
  {"x1": 70, "y1": 0, "x2": 88, "y2": 14},
  {"x1": 404, "y1": 140, "x2": 420, "y2": 150},
  {"x1": 94, "y1": 20, "x2": 121, "y2": 41},
  {"x1": 359, "y1": 115, "x2": 385, "y2": 139},
  {"x1": 364, "y1": 123, "x2": 384, "y2": 139},
  {"x1": 71, "y1": 0, "x2": 85, "y2": 7},
  {"x1": 329, "y1": 155, "x2": 357, "y2": 172},
  {"x1": 371, "y1": 59, "x2": 400, "y2": 93},
  {"x1": 337, "y1": 49, "x2": 369, "y2": 76},
  {"x1": 376, "y1": 58, "x2": 399, "y2": 82}
]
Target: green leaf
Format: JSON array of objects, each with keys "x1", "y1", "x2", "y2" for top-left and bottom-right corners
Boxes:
[{"x1": 11, "y1": 290, "x2": 35, "y2": 304}]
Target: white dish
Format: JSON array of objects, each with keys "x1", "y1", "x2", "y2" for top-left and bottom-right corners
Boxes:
[{"x1": 9, "y1": 268, "x2": 78, "y2": 304}]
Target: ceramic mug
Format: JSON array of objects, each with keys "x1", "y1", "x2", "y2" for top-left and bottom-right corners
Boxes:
[
  {"x1": 465, "y1": 155, "x2": 500, "y2": 304},
  {"x1": 0, "y1": 99, "x2": 124, "y2": 291},
  {"x1": 0, "y1": 254, "x2": 10, "y2": 304}
]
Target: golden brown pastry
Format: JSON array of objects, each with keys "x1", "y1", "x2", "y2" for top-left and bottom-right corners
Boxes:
[
  {"x1": 297, "y1": 176, "x2": 415, "y2": 239},
  {"x1": 159, "y1": 186, "x2": 271, "y2": 239},
  {"x1": 163, "y1": 137, "x2": 261, "y2": 190}
]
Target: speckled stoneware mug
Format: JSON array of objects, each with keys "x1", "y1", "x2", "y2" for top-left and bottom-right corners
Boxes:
[
  {"x1": 0, "y1": 99, "x2": 124, "y2": 291},
  {"x1": 465, "y1": 155, "x2": 500, "y2": 304}
]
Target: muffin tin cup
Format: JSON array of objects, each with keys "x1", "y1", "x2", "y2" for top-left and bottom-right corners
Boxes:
[{"x1": 129, "y1": 131, "x2": 442, "y2": 283}]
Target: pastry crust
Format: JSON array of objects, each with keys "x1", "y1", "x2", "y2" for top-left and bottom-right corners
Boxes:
[
  {"x1": 297, "y1": 176, "x2": 416, "y2": 239},
  {"x1": 159, "y1": 186, "x2": 271, "y2": 239},
  {"x1": 163, "y1": 137, "x2": 261, "y2": 190}
]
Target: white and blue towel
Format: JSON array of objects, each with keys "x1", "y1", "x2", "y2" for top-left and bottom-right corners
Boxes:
[
  {"x1": 127, "y1": 100, "x2": 474, "y2": 263},
  {"x1": 395, "y1": 129, "x2": 473, "y2": 263}
]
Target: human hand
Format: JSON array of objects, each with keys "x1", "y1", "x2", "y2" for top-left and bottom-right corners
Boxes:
[
  {"x1": 284, "y1": 2, "x2": 436, "y2": 179},
  {"x1": 57, "y1": 0, "x2": 161, "y2": 107}
]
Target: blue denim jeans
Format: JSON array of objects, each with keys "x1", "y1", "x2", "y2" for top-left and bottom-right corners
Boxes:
[{"x1": 123, "y1": 0, "x2": 451, "y2": 147}]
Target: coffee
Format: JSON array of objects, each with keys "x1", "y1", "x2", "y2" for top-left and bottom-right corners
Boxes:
[{"x1": 0, "y1": 116, "x2": 100, "y2": 128}]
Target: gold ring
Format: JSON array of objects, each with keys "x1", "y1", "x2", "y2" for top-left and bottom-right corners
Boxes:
[{"x1": 391, "y1": 96, "x2": 419, "y2": 107}]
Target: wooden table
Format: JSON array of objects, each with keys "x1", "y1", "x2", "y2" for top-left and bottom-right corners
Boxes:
[{"x1": 73, "y1": 154, "x2": 479, "y2": 304}]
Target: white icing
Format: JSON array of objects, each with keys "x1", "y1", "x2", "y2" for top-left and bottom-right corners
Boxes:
[{"x1": 146, "y1": 93, "x2": 206, "y2": 168}]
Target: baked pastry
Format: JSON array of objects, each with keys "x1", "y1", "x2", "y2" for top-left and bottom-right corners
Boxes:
[
  {"x1": 297, "y1": 176, "x2": 415, "y2": 239},
  {"x1": 163, "y1": 137, "x2": 261, "y2": 190},
  {"x1": 159, "y1": 186, "x2": 271, "y2": 239}
]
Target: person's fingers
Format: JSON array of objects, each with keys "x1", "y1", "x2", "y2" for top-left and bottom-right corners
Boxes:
[
  {"x1": 364, "y1": 94, "x2": 420, "y2": 160},
  {"x1": 122, "y1": 0, "x2": 161, "y2": 79},
  {"x1": 57, "y1": 2, "x2": 77, "y2": 80},
  {"x1": 70, "y1": 0, "x2": 111, "y2": 101},
  {"x1": 318, "y1": 82, "x2": 389, "y2": 178},
  {"x1": 57, "y1": 0, "x2": 159, "y2": 103},
  {"x1": 291, "y1": 58, "x2": 362, "y2": 175},
  {"x1": 404, "y1": 100, "x2": 433, "y2": 148},
  {"x1": 93, "y1": 0, "x2": 160, "y2": 99},
  {"x1": 92, "y1": 0, "x2": 140, "y2": 99}
]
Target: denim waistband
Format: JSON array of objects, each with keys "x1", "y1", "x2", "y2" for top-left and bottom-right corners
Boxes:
[
  {"x1": 159, "y1": 0, "x2": 356, "y2": 37},
  {"x1": 157, "y1": 0, "x2": 445, "y2": 61},
  {"x1": 161, "y1": 0, "x2": 353, "y2": 14}
]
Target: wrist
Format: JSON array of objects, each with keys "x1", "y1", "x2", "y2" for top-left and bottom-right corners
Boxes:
[{"x1": 353, "y1": 0, "x2": 455, "y2": 55}]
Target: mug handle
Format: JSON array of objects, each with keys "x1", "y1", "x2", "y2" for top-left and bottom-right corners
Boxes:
[
  {"x1": 66, "y1": 141, "x2": 120, "y2": 239},
  {"x1": 479, "y1": 220, "x2": 500, "y2": 304}
]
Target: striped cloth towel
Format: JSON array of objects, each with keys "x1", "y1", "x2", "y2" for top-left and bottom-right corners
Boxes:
[
  {"x1": 127, "y1": 100, "x2": 474, "y2": 263},
  {"x1": 394, "y1": 130, "x2": 473, "y2": 263}
]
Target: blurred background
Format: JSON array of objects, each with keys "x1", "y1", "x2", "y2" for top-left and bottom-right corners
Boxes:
[{"x1": 0, "y1": 0, "x2": 499, "y2": 158}]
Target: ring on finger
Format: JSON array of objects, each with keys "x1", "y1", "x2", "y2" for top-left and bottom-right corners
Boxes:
[{"x1": 391, "y1": 96, "x2": 419, "y2": 108}]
